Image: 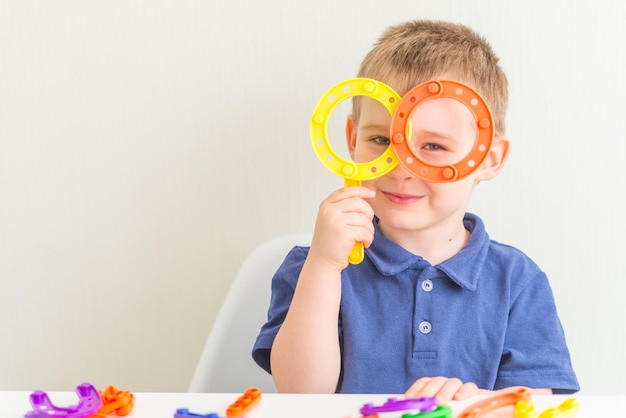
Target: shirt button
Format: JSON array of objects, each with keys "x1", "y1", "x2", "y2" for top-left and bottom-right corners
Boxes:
[
  {"x1": 421, "y1": 279, "x2": 433, "y2": 292},
  {"x1": 419, "y1": 321, "x2": 432, "y2": 334}
]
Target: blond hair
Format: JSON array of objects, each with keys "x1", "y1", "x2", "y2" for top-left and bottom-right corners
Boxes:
[{"x1": 355, "y1": 20, "x2": 508, "y2": 135}]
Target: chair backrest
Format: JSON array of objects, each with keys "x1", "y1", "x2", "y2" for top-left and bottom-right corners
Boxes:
[{"x1": 188, "y1": 233, "x2": 312, "y2": 393}]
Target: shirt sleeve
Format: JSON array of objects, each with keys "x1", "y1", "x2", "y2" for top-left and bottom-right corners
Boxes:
[
  {"x1": 495, "y1": 270, "x2": 580, "y2": 393},
  {"x1": 251, "y1": 245, "x2": 309, "y2": 374}
]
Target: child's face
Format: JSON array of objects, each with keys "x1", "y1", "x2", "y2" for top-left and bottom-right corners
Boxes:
[{"x1": 347, "y1": 95, "x2": 484, "y2": 235}]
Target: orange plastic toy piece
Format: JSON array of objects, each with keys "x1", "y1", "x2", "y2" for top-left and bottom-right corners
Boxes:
[
  {"x1": 91, "y1": 385, "x2": 135, "y2": 417},
  {"x1": 457, "y1": 387, "x2": 531, "y2": 418},
  {"x1": 390, "y1": 80, "x2": 494, "y2": 183},
  {"x1": 225, "y1": 388, "x2": 262, "y2": 417}
]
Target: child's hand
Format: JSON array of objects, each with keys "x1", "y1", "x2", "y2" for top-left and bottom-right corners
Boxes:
[
  {"x1": 404, "y1": 376, "x2": 487, "y2": 404},
  {"x1": 308, "y1": 186, "x2": 376, "y2": 271}
]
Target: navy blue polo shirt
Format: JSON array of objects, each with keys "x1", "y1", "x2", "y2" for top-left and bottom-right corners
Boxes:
[{"x1": 252, "y1": 213, "x2": 579, "y2": 394}]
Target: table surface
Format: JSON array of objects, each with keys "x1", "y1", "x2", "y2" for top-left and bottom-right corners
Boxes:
[{"x1": 1, "y1": 391, "x2": 622, "y2": 417}]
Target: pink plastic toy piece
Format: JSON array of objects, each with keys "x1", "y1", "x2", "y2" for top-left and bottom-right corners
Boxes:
[
  {"x1": 360, "y1": 396, "x2": 437, "y2": 415},
  {"x1": 25, "y1": 382, "x2": 102, "y2": 418}
]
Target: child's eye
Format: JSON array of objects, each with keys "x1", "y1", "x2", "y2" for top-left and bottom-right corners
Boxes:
[
  {"x1": 422, "y1": 143, "x2": 444, "y2": 151},
  {"x1": 371, "y1": 136, "x2": 390, "y2": 146}
]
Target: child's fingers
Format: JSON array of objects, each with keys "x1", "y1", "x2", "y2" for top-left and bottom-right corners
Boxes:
[
  {"x1": 317, "y1": 189, "x2": 376, "y2": 232},
  {"x1": 426, "y1": 377, "x2": 463, "y2": 403},
  {"x1": 327, "y1": 186, "x2": 375, "y2": 203},
  {"x1": 309, "y1": 187, "x2": 378, "y2": 268},
  {"x1": 404, "y1": 377, "x2": 430, "y2": 398},
  {"x1": 452, "y1": 382, "x2": 481, "y2": 401},
  {"x1": 405, "y1": 377, "x2": 479, "y2": 404}
]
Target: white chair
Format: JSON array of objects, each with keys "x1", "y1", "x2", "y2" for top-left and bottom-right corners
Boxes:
[{"x1": 188, "y1": 233, "x2": 312, "y2": 393}]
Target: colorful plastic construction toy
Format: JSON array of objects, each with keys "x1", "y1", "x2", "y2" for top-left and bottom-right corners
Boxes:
[
  {"x1": 310, "y1": 77, "x2": 494, "y2": 263},
  {"x1": 92, "y1": 385, "x2": 135, "y2": 417},
  {"x1": 24, "y1": 382, "x2": 102, "y2": 418},
  {"x1": 400, "y1": 405, "x2": 453, "y2": 418},
  {"x1": 225, "y1": 388, "x2": 262, "y2": 417},
  {"x1": 359, "y1": 396, "x2": 437, "y2": 415},
  {"x1": 174, "y1": 408, "x2": 220, "y2": 418},
  {"x1": 457, "y1": 387, "x2": 532, "y2": 418},
  {"x1": 514, "y1": 397, "x2": 580, "y2": 418}
]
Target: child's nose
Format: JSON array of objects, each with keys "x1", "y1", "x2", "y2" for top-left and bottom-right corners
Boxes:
[{"x1": 387, "y1": 161, "x2": 416, "y2": 181}]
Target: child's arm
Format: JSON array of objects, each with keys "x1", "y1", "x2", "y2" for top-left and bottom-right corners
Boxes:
[{"x1": 270, "y1": 186, "x2": 376, "y2": 392}]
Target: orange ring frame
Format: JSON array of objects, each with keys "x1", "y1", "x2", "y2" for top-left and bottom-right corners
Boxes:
[{"x1": 390, "y1": 80, "x2": 494, "y2": 182}]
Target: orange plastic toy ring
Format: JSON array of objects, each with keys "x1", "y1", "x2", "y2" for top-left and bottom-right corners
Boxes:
[
  {"x1": 457, "y1": 387, "x2": 531, "y2": 418},
  {"x1": 390, "y1": 80, "x2": 494, "y2": 182}
]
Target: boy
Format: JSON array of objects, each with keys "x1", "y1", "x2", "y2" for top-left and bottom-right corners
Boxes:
[{"x1": 252, "y1": 20, "x2": 579, "y2": 401}]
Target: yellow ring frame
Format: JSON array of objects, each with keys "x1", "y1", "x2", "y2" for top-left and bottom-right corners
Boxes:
[{"x1": 310, "y1": 78, "x2": 401, "y2": 181}]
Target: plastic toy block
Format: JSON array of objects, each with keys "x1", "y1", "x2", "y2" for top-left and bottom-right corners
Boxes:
[
  {"x1": 24, "y1": 382, "x2": 102, "y2": 418},
  {"x1": 360, "y1": 396, "x2": 437, "y2": 415},
  {"x1": 400, "y1": 404, "x2": 453, "y2": 418},
  {"x1": 174, "y1": 408, "x2": 220, "y2": 418},
  {"x1": 538, "y1": 398, "x2": 580, "y2": 418},
  {"x1": 93, "y1": 385, "x2": 135, "y2": 416},
  {"x1": 225, "y1": 388, "x2": 262, "y2": 417},
  {"x1": 515, "y1": 398, "x2": 580, "y2": 418},
  {"x1": 515, "y1": 399, "x2": 538, "y2": 418},
  {"x1": 457, "y1": 387, "x2": 532, "y2": 418}
]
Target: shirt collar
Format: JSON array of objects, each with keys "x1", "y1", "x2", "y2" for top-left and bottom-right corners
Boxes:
[{"x1": 365, "y1": 213, "x2": 490, "y2": 291}]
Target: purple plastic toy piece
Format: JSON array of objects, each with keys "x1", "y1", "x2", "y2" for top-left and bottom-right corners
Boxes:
[
  {"x1": 174, "y1": 408, "x2": 220, "y2": 418},
  {"x1": 24, "y1": 382, "x2": 102, "y2": 418},
  {"x1": 359, "y1": 396, "x2": 437, "y2": 416}
]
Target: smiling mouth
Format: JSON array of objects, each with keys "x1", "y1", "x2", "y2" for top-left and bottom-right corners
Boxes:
[{"x1": 382, "y1": 191, "x2": 422, "y2": 205}]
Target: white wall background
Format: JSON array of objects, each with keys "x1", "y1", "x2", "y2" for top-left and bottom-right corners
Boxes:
[{"x1": 0, "y1": 0, "x2": 624, "y2": 395}]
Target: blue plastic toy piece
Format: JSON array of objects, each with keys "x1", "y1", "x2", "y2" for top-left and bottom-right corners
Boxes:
[
  {"x1": 24, "y1": 382, "x2": 102, "y2": 418},
  {"x1": 174, "y1": 408, "x2": 220, "y2": 418}
]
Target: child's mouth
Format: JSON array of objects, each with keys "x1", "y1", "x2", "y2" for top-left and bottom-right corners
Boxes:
[{"x1": 383, "y1": 192, "x2": 421, "y2": 205}]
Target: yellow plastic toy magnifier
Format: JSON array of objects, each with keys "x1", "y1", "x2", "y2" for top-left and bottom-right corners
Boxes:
[{"x1": 310, "y1": 78, "x2": 401, "y2": 264}]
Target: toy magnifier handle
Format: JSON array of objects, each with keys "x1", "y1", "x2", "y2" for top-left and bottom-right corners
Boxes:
[{"x1": 344, "y1": 178, "x2": 365, "y2": 264}]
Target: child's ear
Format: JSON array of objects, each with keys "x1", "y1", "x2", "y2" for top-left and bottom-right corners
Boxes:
[
  {"x1": 345, "y1": 115, "x2": 357, "y2": 160},
  {"x1": 476, "y1": 135, "x2": 510, "y2": 181}
]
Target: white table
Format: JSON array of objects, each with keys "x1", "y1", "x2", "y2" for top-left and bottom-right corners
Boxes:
[{"x1": 1, "y1": 391, "x2": 622, "y2": 417}]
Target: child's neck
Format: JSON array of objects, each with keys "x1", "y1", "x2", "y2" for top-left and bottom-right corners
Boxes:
[{"x1": 380, "y1": 219, "x2": 470, "y2": 265}]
